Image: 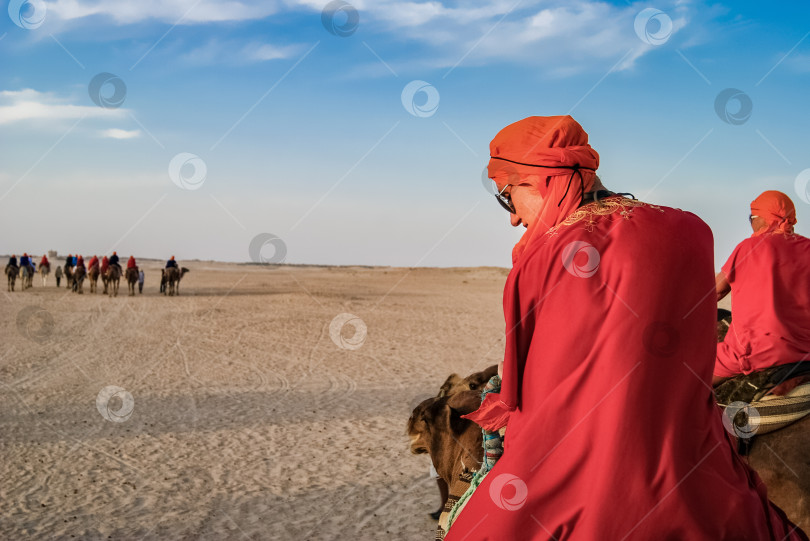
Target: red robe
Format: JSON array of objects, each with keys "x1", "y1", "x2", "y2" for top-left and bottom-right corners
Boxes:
[
  {"x1": 715, "y1": 232, "x2": 810, "y2": 377},
  {"x1": 449, "y1": 198, "x2": 806, "y2": 540}
]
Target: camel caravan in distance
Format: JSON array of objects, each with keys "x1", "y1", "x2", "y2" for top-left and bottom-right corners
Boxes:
[
  {"x1": 408, "y1": 312, "x2": 810, "y2": 538},
  {"x1": 5, "y1": 253, "x2": 188, "y2": 298}
]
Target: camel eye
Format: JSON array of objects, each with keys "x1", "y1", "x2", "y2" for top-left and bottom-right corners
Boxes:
[{"x1": 469, "y1": 383, "x2": 478, "y2": 390}]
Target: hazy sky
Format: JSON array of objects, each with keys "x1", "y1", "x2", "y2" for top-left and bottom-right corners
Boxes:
[{"x1": 1, "y1": 0, "x2": 809, "y2": 268}]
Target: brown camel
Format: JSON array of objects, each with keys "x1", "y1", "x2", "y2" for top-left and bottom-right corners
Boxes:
[
  {"x1": 87, "y1": 265, "x2": 100, "y2": 293},
  {"x1": 407, "y1": 389, "x2": 483, "y2": 536},
  {"x1": 716, "y1": 309, "x2": 810, "y2": 531},
  {"x1": 6, "y1": 264, "x2": 18, "y2": 292},
  {"x1": 163, "y1": 266, "x2": 189, "y2": 296},
  {"x1": 20, "y1": 264, "x2": 34, "y2": 290},
  {"x1": 63, "y1": 265, "x2": 73, "y2": 289},
  {"x1": 71, "y1": 266, "x2": 86, "y2": 294},
  {"x1": 406, "y1": 366, "x2": 496, "y2": 531},
  {"x1": 106, "y1": 264, "x2": 121, "y2": 297},
  {"x1": 125, "y1": 266, "x2": 138, "y2": 296}
]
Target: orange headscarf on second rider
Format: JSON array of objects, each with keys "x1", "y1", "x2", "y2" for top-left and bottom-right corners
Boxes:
[
  {"x1": 487, "y1": 115, "x2": 600, "y2": 264},
  {"x1": 751, "y1": 190, "x2": 796, "y2": 237}
]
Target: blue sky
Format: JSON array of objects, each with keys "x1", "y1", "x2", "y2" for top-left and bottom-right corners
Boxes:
[{"x1": 1, "y1": 0, "x2": 809, "y2": 267}]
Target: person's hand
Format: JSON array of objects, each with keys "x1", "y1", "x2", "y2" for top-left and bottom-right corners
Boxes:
[{"x1": 498, "y1": 361, "x2": 503, "y2": 379}]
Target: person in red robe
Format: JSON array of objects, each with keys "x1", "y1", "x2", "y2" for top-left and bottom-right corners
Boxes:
[
  {"x1": 714, "y1": 191, "x2": 810, "y2": 381},
  {"x1": 101, "y1": 255, "x2": 109, "y2": 274},
  {"x1": 127, "y1": 256, "x2": 137, "y2": 269},
  {"x1": 39, "y1": 254, "x2": 50, "y2": 269},
  {"x1": 447, "y1": 116, "x2": 806, "y2": 540},
  {"x1": 87, "y1": 255, "x2": 99, "y2": 271}
]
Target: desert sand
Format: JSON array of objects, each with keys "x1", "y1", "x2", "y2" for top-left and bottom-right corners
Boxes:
[{"x1": 1, "y1": 261, "x2": 509, "y2": 540}]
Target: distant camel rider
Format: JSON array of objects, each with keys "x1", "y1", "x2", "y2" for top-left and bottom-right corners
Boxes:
[
  {"x1": 40, "y1": 254, "x2": 50, "y2": 269},
  {"x1": 101, "y1": 255, "x2": 109, "y2": 274},
  {"x1": 75, "y1": 255, "x2": 85, "y2": 270},
  {"x1": 8, "y1": 254, "x2": 17, "y2": 267},
  {"x1": 109, "y1": 251, "x2": 120, "y2": 268},
  {"x1": 714, "y1": 190, "x2": 810, "y2": 383},
  {"x1": 127, "y1": 255, "x2": 137, "y2": 270},
  {"x1": 65, "y1": 254, "x2": 74, "y2": 269},
  {"x1": 87, "y1": 255, "x2": 99, "y2": 271},
  {"x1": 20, "y1": 253, "x2": 30, "y2": 268},
  {"x1": 165, "y1": 256, "x2": 178, "y2": 269}
]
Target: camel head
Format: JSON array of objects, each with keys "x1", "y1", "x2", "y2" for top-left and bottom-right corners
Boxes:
[{"x1": 406, "y1": 390, "x2": 483, "y2": 483}]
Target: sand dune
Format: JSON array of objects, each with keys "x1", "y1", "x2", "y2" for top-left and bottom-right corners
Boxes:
[{"x1": 1, "y1": 262, "x2": 508, "y2": 539}]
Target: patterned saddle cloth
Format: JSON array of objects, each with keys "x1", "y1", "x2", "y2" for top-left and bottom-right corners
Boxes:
[{"x1": 715, "y1": 363, "x2": 810, "y2": 437}]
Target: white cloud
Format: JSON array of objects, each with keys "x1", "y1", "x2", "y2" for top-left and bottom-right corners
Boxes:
[
  {"x1": 40, "y1": 0, "x2": 693, "y2": 75},
  {"x1": 45, "y1": 0, "x2": 285, "y2": 24},
  {"x1": 180, "y1": 39, "x2": 303, "y2": 65},
  {"x1": 0, "y1": 89, "x2": 128, "y2": 125},
  {"x1": 101, "y1": 128, "x2": 141, "y2": 139}
]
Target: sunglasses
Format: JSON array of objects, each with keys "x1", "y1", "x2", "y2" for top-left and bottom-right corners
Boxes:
[{"x1": 496, "y1": 183, "x2": 516, "y2": 214}]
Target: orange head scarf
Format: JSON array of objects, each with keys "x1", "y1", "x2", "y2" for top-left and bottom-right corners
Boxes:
[
  {"x1": 750, "y1": 190, "x2": 796, "y2": 236},
  {"x1": 487, "y1": 115, "x2": 599, "y2": 264}
]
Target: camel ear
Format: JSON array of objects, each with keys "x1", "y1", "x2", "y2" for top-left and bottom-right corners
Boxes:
[{"x1": 438, "y1": 373, "x2": 463, "y2": 397}]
